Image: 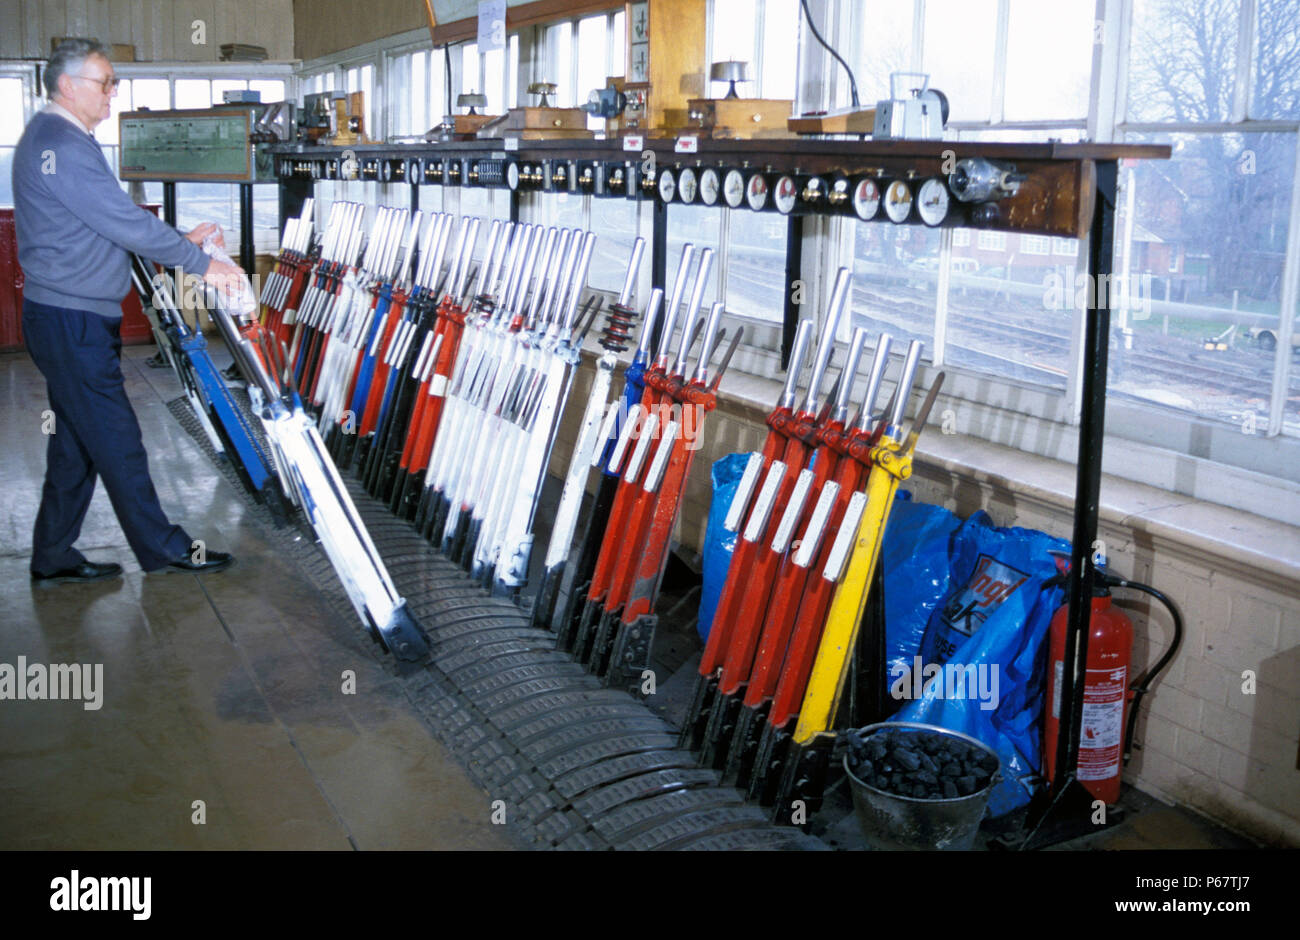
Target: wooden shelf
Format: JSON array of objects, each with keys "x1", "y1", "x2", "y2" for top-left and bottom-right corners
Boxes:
[{"x1": 267, "y1": 137, "x2": 1168, "y2": 239}]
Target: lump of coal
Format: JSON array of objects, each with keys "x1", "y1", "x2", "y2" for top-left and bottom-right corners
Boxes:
[
  {"x1": 941, "y1": 762, "x2": 962, "y2": 778},
  {"x1": 941, "y1": 780, "x2": 959, "y2": 799},
  {"x1": 918, "y1": 753, "x2": 938, "y2": 774},
  {"x1": 915, "y1": 770, "x2": 938, "y2": 786},
  {"x1": 956, "y1": 775, "x2": 978, "y2": 796},
  {"x1": 893, "y1": 748, "x2": 921, "y2": 772},
  {"x1": 858, "y1": 759, "x2": 874, "y2": 778}
]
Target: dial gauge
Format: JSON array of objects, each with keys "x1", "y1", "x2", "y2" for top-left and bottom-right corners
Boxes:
[
  {"x1": 746, "y1": 173, "x2": 769, "y2": 211},
  {"x1": 678, "y1": 167, "x2": 698, "y2": 204},
  {"x1": 699, "y1": 168, "x2": 720, "y2": 205},
  {"x1": 853, "y1": 178, "x2": 880, "y2": 220},
  {"x1": 883, "y1": 180, "x2": 913, "y2": 223},
  {"x1": 916, "y1": 178, "x2": 951, "y2": 227},
  {"x1": 658, "y1": 167, "x2": 677, "y2": 202},
  {"x1": 506, "y1": 161, "x2": 520, "y2": 190},
  {"x1": 773, "y1": 175, "x2": 798, "y2": 214}
]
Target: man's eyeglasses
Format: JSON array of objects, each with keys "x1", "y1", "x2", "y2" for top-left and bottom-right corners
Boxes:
[{"x1": 70, "y1": 74, "x2": 120, "y2": 93}]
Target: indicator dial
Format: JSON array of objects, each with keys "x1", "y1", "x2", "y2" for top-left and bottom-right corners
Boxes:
[
  {"x1": 679, "y1": 167, "x2": 698, "y2": 203},
  {"x1": 658, "y1": 167, "x2": 677, "y2": 202},
  {"x1": 723, "y1": 168, "x2": 746, "y2": 208},
  {"x1": 506, "y1": 161, "x2": 519, "y2": 190},
  {"x1": 853, "y1": 178, "x2": 880, "y2": 220},
  {"x1": 746, "y1": 172, "x2": 769, "y2": 211},
  {"x1": 883, "y1": 179, "x2": 913, "y2": 223},
  {"x1": 916, "y1": 178, "x2": 951, "y2": 227},
  {"x1": 773, "y1": 175, "x2": 797, "y2": 214},
  {"x1": 699, "y1": 168, "x2": 720, "y2": 205}
]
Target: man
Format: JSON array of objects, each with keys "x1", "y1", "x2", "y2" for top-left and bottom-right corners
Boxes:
[{"x1": 14, "y1": 39, "x2": 241, "y2": 584}]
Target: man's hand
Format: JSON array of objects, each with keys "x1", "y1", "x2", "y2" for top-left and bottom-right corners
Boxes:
[
  {"x1": 203, "y1": 258, "x2": 245, "y2": 289},
  {"x1": 186, "y1": 222, "x2": 226, "y2": 250}
]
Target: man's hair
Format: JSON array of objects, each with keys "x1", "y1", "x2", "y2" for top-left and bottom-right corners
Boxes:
[{"x1": 44, "y1": 38, "x2": 110, "y2": 97}]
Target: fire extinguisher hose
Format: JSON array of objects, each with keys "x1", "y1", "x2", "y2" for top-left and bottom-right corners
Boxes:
[{"x1": 1103, "y1": 575, "x2": 1184, "y2": 766}]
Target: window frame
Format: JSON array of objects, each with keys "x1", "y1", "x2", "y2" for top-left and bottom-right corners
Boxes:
[{"x1": 281, "y1": 1, "x2": 1300, "y2": 520}]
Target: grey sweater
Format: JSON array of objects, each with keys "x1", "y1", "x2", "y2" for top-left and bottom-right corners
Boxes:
[{"x1": 12, "y1": 109, "x2": 211, "y2": 318}]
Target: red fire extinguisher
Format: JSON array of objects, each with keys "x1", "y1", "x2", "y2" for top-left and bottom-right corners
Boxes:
[{"x1": 1043, "y1": 564, "x2": 1183, "y2": 805}]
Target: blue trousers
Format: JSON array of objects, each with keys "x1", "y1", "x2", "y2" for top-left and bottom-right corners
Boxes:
[{"x1": 23, "y1": 299, "x2": 191, "y2": 573}]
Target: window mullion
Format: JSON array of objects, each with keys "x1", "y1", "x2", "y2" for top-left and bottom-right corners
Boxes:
[
  {"x1": 1232, "y1": 0, "x2": 1256, "y2": 122},
  {"x1": 911, "y1": 0, "x2": 925, "y2": 74},
  {"x1": 933, "y1": 227, "x2": 953, "y2": 367},
  {"x1": 990, "y1": 0, "x2": 1010, "y2": 126},
  {"x1": 718, "y1": 207, "x2": 731, "y2": 306}
]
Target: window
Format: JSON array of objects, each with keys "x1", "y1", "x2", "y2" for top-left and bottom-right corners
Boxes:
[
  {"x1": 1127, "y1": 0, "x2": 1240, "y2": 124},
  {"x1": 0, "y1": 74, "x2": 32, "y2": 207},
  {"x1": 577, "y1": 15, "x2": 608, "y2": 123},
  {"x1": 542, "y1": 10, "x2": 627, "y2": 125},
  {"x1": 1021, "y1": 235, "x2": 1050, "y2": 255},
  {"x1": 666, "y1": 204, "x2": 723, "y2": 315},
  {"x1": 1114, "y1": 132, "x2": 1292, "y2": 429},
  {"x1": 953, "y1": 229, "x2": 972, "y2": 248},
  {"x1": 346, "y1": 64, "x2": 374, "y2": 138},
  {"x1": 725, "y1": 212, "x2": 788, "y2": 324},
  {"x1": 93, "y1": 67, "x2": 294, "y2": 250},
  {"x1": 1118, "y1": 1, "x2": 1300, "y2": 438},
  {"x1": 174, "y1": 79, "x2": 211, "y2": 110},
  {"x1": 710, "y1": 0, "x2": 800, "y2": 100},
  {"x1": 1003, "y1": 0, "x2": 1094, "y2": 121},
  {"x1": 1053, "y1": 237, "x2": 1075, "y2": 256},
  {"x1": 921, "y1": 0, "x2": 998, "y2": 123},
  {"x1": 977, "y1": 231, "x2": 1007, "y2": 252},
  {"x1": 589, "y1": 198, "x2": 643, "y2": 296},
  {"x1": 846, "y1": 223, "x2": 941, "y2": 351}
]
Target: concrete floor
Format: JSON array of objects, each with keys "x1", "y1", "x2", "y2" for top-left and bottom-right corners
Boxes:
[{"x1": 0, "y1": 344, "x2": 517, "y2": 850}]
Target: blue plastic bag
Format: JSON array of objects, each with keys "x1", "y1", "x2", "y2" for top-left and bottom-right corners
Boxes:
[
  {"x1": 892, "y1": 513, "x2": 1069, "y2": 817},
  {"x1": 882, "y1": 496, "x2": 964, "y2": 682},
  {"x1": 698, "y1": 452, "x2": 752, "y2": 642}
]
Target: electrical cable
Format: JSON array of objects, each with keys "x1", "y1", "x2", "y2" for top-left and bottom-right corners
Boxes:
[
  {"x1": 444, "y1": 44, "x2": 453, "y2": 118},
  {"x1": 798, "y1": 0, "x2": 860, "y2": 108}
]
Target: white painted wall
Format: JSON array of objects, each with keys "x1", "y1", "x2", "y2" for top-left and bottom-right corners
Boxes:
[{"x1": 0, "y1": 0, "x2": 295, "y2": 63}]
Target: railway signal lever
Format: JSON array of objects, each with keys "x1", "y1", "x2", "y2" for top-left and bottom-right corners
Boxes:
[{"x1": 768, "y1": 349, "x2": 946, "y2": 823}]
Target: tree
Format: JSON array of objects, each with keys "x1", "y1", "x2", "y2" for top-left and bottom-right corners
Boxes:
[{"x1": 1126, "y1": 0, "x2": 1299, "y2": 298}]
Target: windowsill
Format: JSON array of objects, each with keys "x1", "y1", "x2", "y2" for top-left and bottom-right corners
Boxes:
[
  {"x1": 914, "y1": 432, "x2": 1300, "y2": 593},
  {"x1": 579, "y1": 348, "x2": 1300, "y2": 592}
]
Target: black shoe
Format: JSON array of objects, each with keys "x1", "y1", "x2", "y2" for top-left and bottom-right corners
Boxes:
[
  {"x1": 145, "y1": 351, "x2": 169, "y2": 369},
  {"x1": 31, "y1": 561, "x2": 123, "y2": 584},
  {"x1": 159, "y1": 550, "x2": 235, "y2": 574}
]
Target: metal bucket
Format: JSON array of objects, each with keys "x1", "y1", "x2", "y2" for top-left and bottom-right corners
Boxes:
[{"x1": 843, "y1": 721, "x2": 1002, "y2": 851}]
